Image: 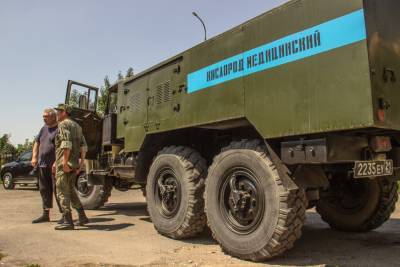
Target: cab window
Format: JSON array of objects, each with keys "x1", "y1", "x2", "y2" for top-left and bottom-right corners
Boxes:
[{"x1": 66, "y1": 80, "x2": 98, "y2": 112}]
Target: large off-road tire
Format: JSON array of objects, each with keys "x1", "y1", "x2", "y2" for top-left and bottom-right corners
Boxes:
[
  {"x1": 2, "y1": 172, "x2": 15, "y2": 190},
  {"x1": 75, "y1": 172, "x2": 113, "y2": 210},
  {"x1": 146, "y1": 146, "x2": 207, "y2": 239},
  {"x1": 316, "y1": 175, "x2": 398, "y2": 232},
  {"x1": 205, "y1": 140, "x2": 307, "y2": 261}
]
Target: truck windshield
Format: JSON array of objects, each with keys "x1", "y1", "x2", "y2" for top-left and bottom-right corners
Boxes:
[{"x1": 68, "y1": 84, "x2": 96, "y2": 111}]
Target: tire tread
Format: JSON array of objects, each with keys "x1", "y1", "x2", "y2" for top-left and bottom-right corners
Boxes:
[
  {"x1": 149, "y1": 146, "x2": 207, "y2": 239},
  {"x1": 205, "y1": 139, "x2": 307, "y2": 261}
]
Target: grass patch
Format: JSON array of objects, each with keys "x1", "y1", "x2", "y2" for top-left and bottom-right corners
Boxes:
[
  {"x1": 25, "y1": 264, "x2": 40, "y2": 267},
  {"x1": 0, "y1": 251, "x2": 5, "y2": 261}
]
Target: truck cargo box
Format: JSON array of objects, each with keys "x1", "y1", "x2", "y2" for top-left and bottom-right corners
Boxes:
[{"x1": 119, "y1": 0, "x2": 400, "y2": 152}]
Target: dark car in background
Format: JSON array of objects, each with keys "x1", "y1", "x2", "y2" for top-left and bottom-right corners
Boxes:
[{"x1": 0, "y1": 151, "x2": 37, "y2": 189}]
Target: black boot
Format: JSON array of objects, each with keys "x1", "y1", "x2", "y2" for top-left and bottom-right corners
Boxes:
[
  {"x1": 32, "y1": 210, "x2": 50, "y2": 224},
  {"x1": 75, "y1": 208, "x2": 89, "y2": 226},
  {"x1": 55, "y1": 212, "x2": 74, "y2": 230},
  {"x1": 57, "y1": 214, "x2": 64, "y2": 225}
]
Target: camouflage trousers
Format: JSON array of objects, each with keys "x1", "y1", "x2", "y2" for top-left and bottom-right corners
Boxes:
[{"x1": 56, "y1": 171, "x2": 83, "y2": 214}]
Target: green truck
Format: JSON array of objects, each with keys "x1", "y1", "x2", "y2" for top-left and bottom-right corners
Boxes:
[{"x1": 64, "y1": 0, "x2": 399, "y2": 261}]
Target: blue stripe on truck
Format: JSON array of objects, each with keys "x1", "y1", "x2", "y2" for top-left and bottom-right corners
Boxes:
[{"x1": 187, "y1": 9, "x2": 367, "y2": 93}]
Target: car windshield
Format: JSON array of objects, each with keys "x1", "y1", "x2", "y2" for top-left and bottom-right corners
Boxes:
[{"x1": 19, "y1": 152, "x2": 32, "y2": 161}]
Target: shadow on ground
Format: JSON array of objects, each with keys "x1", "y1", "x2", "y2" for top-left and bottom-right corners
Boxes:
[
  {"x1": 10, "y1": 186, "x2": 38, "y2": 191},
  {"x1": 91, "y1": 201, "x2": 400, "y2": 266},
  {"x1": 97, "y1": 202, "x2": 149, "y2": 218},
  {"x1": 77, "y1": 223, "x2": 135, "y2": 231},
  {"x1": 268, "y1": 212, "x2": 400, "y2": 266}
]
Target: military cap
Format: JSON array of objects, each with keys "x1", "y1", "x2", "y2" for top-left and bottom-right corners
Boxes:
[{"x1": 54, "y1": 103, "x2": 72, "y2": 114}]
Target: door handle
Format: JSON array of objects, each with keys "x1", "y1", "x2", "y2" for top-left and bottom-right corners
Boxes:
[{"x1": 147, "y1": 96, "x2": 154, "y2": 106}]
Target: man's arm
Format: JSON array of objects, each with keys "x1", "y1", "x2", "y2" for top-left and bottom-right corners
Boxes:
[
  {"x1": 63, "y1": 149, "x2": 71, "y2": 173},
  {"x1": 31, "y1": 141, "x2": 39, "y2": 167},
  {"x1": 58, "y1": 123, "x2": 72, "y2": 173},
  {"x1": 31, "y1": 129, "x2": 42, "y2": 167}
]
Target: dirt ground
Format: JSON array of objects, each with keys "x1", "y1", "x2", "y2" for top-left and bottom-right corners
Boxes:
[{"x1": 0, "y1": 187, "x2": 399, "y2": 267}]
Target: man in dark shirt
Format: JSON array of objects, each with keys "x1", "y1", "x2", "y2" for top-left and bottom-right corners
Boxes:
[{"x1": 31, "y1": 108, "x2": 62, "y2": 223}]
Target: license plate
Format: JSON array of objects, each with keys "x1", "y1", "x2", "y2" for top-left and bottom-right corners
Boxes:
[{"x1": 354, "y1": 160, "x2": 393, "y2": 178}]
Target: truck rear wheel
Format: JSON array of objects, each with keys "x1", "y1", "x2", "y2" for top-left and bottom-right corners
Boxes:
[
  {"x1": 205, "y1": 140, "x2": 307, "y2": 261},
  {"x1": 146, "y1": 146, "x2": 207, "y2": 239},
  {"x1": 75, "y1": 172, "x2": 113, "y2": 210},
  {"x1": 316, "y1": 175, "x2": 398, "y2": 232}
]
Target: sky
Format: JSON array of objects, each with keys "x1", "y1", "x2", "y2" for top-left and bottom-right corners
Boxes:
[{"x1": 0, "y1": 0, "x2": 286, "y2": 145}]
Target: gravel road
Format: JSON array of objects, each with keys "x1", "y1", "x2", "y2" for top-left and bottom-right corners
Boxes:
[{"x1": 0, "y1": 186, "x2": 399, "y2": 267}]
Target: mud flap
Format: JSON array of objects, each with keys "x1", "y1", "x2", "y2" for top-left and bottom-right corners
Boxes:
[{"x1": 264, "y1": 140, "x2": 299, "y2": 191}]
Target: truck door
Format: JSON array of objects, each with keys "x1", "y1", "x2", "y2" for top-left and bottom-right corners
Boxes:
[
  {"x1": 365, "y1": 0, "x2": 400, "y2": 129},
  {"x1": 65, "y1": 80, "x2": 102, "y2": 159}
]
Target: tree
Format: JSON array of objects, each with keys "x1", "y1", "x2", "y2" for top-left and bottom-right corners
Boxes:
[
  {"x1": 0, "y1": 134, "x2": 10, "y2": 151},
  {"x1": 126, "y1": 67, "x2": 134, "y2": 78},
  {"x1": 16, "y1": 138, "x2": 34, "y2": 156},
  {"x1": 0, "y1": 134, "x2": 16, "y2": 165},
  {"x1": 69, "y1": 89, "x2": 80, "y2": 107},
  {"x1": 96, "y1": 67, "x2": 135, "y2": 115},
  {"x1": 97, "y1": 76, "x2": 111, "y2": 116}
]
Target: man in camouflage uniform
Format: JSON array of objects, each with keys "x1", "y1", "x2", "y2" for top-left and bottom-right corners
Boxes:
[{"x1": 54, "y1": 104, "x2": 89, "y2": 230}]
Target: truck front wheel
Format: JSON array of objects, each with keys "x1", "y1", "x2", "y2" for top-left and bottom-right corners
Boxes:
[
  {"x1": 205, "y1": 140, "x2": 307, "y2": 261},
  {"x1": 75, "y1": 172, "x2": 113, "y2": 210},
  {"x1": 316, "y1": 175, "x2": 398, "y2": 232},
  {"x1": 146, "y1": 146, "x2": 207, "y2": 239}
]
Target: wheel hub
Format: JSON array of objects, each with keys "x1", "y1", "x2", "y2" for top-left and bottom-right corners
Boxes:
[
  {"x1": 220, "y1": 168, "x2": 264, "y2": 235},
  {"x1": 156, "y1": 169, "x2": 181, "y2": 218},
  {"x1": 323, "y1": 176, "x2": 371, "y2": 212},
  {"x1": 3, "y1": 175, "x2": 11, "y2": 187},
  {"x1": 228, "y1": 176, "x2": 259, "y2": 224},
  {"x1": 76, "y1": 174, "x2": 93, "y2": 197}
]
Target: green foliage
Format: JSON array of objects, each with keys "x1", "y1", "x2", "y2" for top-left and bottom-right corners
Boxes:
[
  {"x1": 0, "y1": 134, "x2": 34, "y2": 165},
  {"x1": 0, "y1": 134, "x2": 16, "y2": 165},
  {"x1": 0, "y1": 251, "x2": 5, "y2": 260},
  {"x1": 0, "y1": 135, "x2": 15, "y2": 154},
  {"x1": 25, "y1": 264, "x2": 40, "y2": 267},
  {"x1": 69, "y1": 89, "x2": 80, "y2": 107},
  {"x1": 97, "y1": 76, "x2": 111, "y2": 116},
  {"x1": 16, "y1": 138, "x2": 34, "y2": 156},
  {"x1": 97, "y1": 67, "x2": 133, "y2": 115}
]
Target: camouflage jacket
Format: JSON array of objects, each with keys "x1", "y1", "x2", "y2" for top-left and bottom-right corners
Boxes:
[{"x1": 55, "y1": 118, "x2": 87, "y2": 176}]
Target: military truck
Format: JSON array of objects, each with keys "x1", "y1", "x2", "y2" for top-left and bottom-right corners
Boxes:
[{"x1": 64, "y1": 0, "x2": 399, "y2": 261}]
